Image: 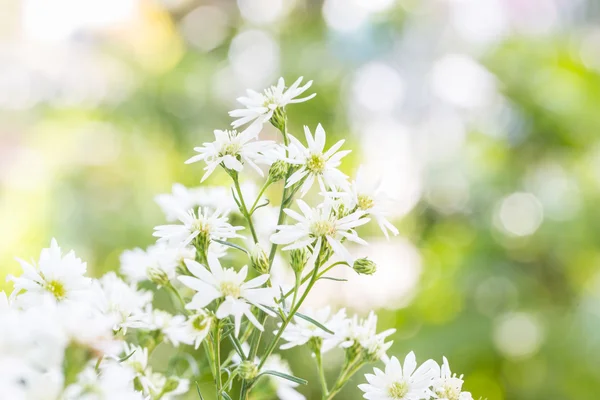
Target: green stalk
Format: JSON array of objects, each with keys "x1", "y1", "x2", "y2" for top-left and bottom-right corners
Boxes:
[
  {"x1": 214, "y1": 321, "x2": 223, "y2": 399},
  {"x1": 232, "y1": 175, "x2": 259, "y2": 243},
  {"x1": 314, "y1": 346, "x2": 329, "y2": 397},
  {"x1": 249, "y1": 179, "x2": 272, "y2": 215}
]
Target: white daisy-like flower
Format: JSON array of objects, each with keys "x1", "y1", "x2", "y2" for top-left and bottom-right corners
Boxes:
[
  {"x1": 125, "y1": 307, "x2": 192, "y2": 347},
  {"x1": 184, "y1": 309, "x2": 213, "y2": 349},
  {"x1": 432, "y1": 357, "x2": 473, "y2": 400},
  {"x1": 120, "y1": 243, "x2": 195, "y2": 285},
  {"x1": 185, "y1": 124, "x2": 273, "y2": 182},
  {"x1": 95, "y1": 272, "x2": 153, "y2": 329},
  {"x1": 339, "y1": 311, "x2": 396, "y2": 361},
  {"x1": 269, "y1": 199, "x2": 369, "y2": 264},
  {"x1": 8, "y1": 239, "x2": 92, "y2": 306},
  {"x1": 358, "y1": 352, "x2": 438, "y2": 400},
  {"x1": 178, "y1": 254, "x2": 277, "y2": 336},
  {"x1": 279, "y1": 306, "x2": 347, "y2": 352},
  {"x1": 153, "y1": 207, "x2": 244, "y2": 247},
  {"x1": 350, "y1": 166, "x2": 399, "y2": 239},
  {"x1": 229, "y1": 76, "x2": 316, "y2": 129},
  {"x1": 63, "y1": 362, "x2": 143, "y2": 400},
  {"x1": 285, "y1": 124, "x2": 351, "y2": 197},
  {"x1": 155, "y1": 183, "x2": 208, "y2": 222}
]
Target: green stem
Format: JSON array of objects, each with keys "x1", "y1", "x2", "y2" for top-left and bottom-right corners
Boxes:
[
  {"x1": 214, "y1": 322, "x2": 223, "y2": 399},
  {"x1": 325, "y1": 359, "x2": 366, "y2": 400},
  {"x1": 257, "y1": 253, "x2": 322, "y2": 370},
  {"x1": 281, "y1": 261, "x2": 349, "y2": 300},
  {"x1": 249, "y1": 179, "x2": 272, "y2": 215},
  {"x1": 232, "y1": 176, "x2": 259, "y2": 243},
  {"x1": 314, "y1": 346, "x2": 329, "y2": 397}
]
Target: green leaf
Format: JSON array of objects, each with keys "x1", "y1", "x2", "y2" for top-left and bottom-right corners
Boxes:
[
  {"x1": 258, "y1": 370, "x2": 308, "y2": 385},
  {"x1": 118, "y1": 349, "x2": 136, "y2": 363},
  {"x1": 318, "y1": 276, "x2": 348, "y2": 282},
  {"x1": 213, "y1": 239, "x2": 248, "y2": 255},
  {"x1": 221, "y1": 391, "x2": 234, "y2": 400},
  {"x1": 252, "y1": 199, "x2": 270, "y2": 212},
  {"x1": 195, "y1": 382, "x2": 205, "y2": 400},
  {"x1": 294, "y1": 312, "x2": 334, "y2": 334}
]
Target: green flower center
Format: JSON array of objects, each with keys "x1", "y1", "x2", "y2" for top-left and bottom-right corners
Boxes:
[
  {"x1": 192, "y1": 314, "x2": 210, "y2": 331},
  {"x1": 388, "y1": 381, "x2": 409, "y2": 399},
  {"x1": 436, "y1": 378, "x2": 463, "y2": 400},
  {"x1": 46, "y1": 279, "x2": 66, "y2": 300},
  {"x1": 310, "y1": 220, "x2": 336, "y2": 237},
  {"x1": 220, "y1": 281, "x2": 241, "y2": 298},
  {"x1": 306, "y1": 154, "x2": 326, "y2": 174},
  {"x1": 357, "y1": 194, "x2": 374, "y2": 210},
  {"x1": 221, "y1": 142, "x2": 241, "y2": 157}
]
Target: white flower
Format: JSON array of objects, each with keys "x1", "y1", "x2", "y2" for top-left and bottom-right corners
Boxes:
[
  {"x1": 270, "y1": 199, "x2": 369, "y2": 264},
  {"x1": 358, "y1": 352, "x2": 438, "y2": 400},
  {"x1": 184, "y1": 309, "x2": 213, "y2": 349},
  {"x1": 350, "y1": 166, "x2": 399, "y2": 239},
  {"x1": 125, "y1": 307, "x2": 192, "y2": 347},
  {"x1": 339, "y1": 311, "x2": 396, "y2": 361},
  {"x1": 279, "y1": 306, "x2": 347, "y2": 352},
  {"x1": 153, "y1": 207, "x2": 244, "y2": 247},
  {"x1": 96, "y1": 272, "x2": 153, "y2": 329},
  {"x1": 120, "y1": 243, "x2": 195, "y2": 284},
  {"x1": 63, "y1": 362, "x2": 143, "y2": 400},
  {"x1": 285, "y1": 124, "x2": 351, "y2": 197},
  {"x1": 8, "y1": 239, "x2": 91, "y2": 306},
  {"x1": 155, "y1": 183, "x2": 208, "y2": 221},
  {"x1": 229, "y1": 77, "x2": 315, "y2": 128},
  {"x1": 178, "y1": 254, "x2": 277, "y2": 336},
  {"x1": 185, "y1": 124, "x2": 274, "y2": 181},
  {"x1": 432, "y1": 357, "x2": 473, "y2": 400}
]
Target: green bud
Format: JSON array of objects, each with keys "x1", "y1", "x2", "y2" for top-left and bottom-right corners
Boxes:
[
  {"x1": 290, "y1": 248, "x2": 309, "y2": 274},
  {"x1": 162, "y1": 376, "x2": 182, "y2": 393},
  {"x1": 270, "y1": 106, "x2": 287, "y2": 132},
  {"x1": 193, "y1": 232, "x2": 210, "y2": 264},
  {"x1": 238, "y1": 360, "x2": 259, "y2": 380},
  {"x1": 307, "y1": 336, "x2": 323, "y2": 354},
  {"x1": 352, "y1": 258, "x2": 377, "y2": 275},
  {"x1": 250, "y1": 245, "x2": 270, "y2": 274},
  {"x1": 147, "y1": 267, "x2": 170, "y2": 287},
  {"x1": 268, "y1": 160, "x2": 289, "y2": 183}
]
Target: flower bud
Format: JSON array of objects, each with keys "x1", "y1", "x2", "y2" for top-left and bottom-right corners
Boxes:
[
  {"x1": 352, "y1": 258, "x2": 377, "y2": 275},
  {"x1": 268, "y1": 160, "x2": 289, "y2": 183},
  {"x1": 250, "y1": 245, "x2": 270, "y2": 274},
  {"x1": 270, "y1": 107, "x2": 287, "y2": 132},
  {"x1": 238, "y1": 360, "x2": 259, "y2": 380},
  {"x1": 290, "y1": 248, "x2": 308, "y2": 274},
  {"x1": 147, "y1": 267, "x2": 170, "y2": 287},
  {"x1": 162, "y1": 376, "x2": 182, "y2": 393}
]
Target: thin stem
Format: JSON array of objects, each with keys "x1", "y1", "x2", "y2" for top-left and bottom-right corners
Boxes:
[
  {"x1": 281, "y1": 261, "x2": 349, "y2": 300},
  {"x1": 314, "y1": 347, "x2": 329, "y2": 397},
  {"x1": 214, "y1": 321, "x2": 223, "y2": 399},
  {"x1": 232, "y1": 176, "x2": 259, "y2": 243},
  {"x1": 325, "y1": 359, "x2": 366, "y2": 400},
  {"x1": 257, "y1": 254, "x2": 322, "y2": 370},
  {"x1": 249, "y1": 179, "x2": 272, "y2": 215}
]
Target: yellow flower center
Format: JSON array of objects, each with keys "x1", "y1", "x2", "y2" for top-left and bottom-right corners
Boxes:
[
  {"x1": 46, "y1": 279, "x2": 66, "y2": 300},
  {"x1": 310, "y1": 220, "x2": 336, "y2": 237},
  {"x1": 388, "y1": 381, "x2": 409, "y2": 399},
  {"x1": 306, "y1": 154, "x2": 326, "y2": 174},
  {"x1": 357, "y1": 194, "x2": 374, "y2": 210},
  {"x1": 220, "y1": 281, "x2": 241, "y2": 298},
  {"x1": 221, "y1": 142, "x2": 241, "y2": 157}
]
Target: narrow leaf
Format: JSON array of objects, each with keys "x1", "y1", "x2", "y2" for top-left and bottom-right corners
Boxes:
[
  {"x1": 259, "y1": 370, "x2": 308, "y2": 385},
  {"x1": 252, "y1": 199, "x2": 270, "y2": 212},
  {"x1": 221, "y1": 391, "x2": 233, "y2": 400},
  {"x1": 318, "y1": 276, "x2": 348, "y2": 282},
  {"x1": 195, "y1": 382, "x2": 205, "y2": 400},
  {"x1": 118, "y1": 349, "x2": 136, "y2": 363},
  {"x1": 213, "y1": 239, "x2": 248, "y2": 255},
  {"x1": 294, "y1": 312, "x2": 334, "y2": 335}
]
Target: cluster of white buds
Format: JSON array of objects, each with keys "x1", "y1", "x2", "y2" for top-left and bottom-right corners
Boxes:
[{"x1": 1, "y1": 76, "x2": 477, "y2": 400}]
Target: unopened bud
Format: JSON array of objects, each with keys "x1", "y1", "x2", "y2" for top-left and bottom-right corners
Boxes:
[
  {"x1": 352, "y1": 258, "x2": 376, "y2": 275},
  {"x1": 250, "y1": 245, "x2": 270, "y2": 274},
  {"x1": 268, "y1": 160, "x2": 289, "y2": 183},
  {"x1": 238, "y1": 360, "x2": 259, "y2": 380},
  {"x1": 270, "y1": 107, "x2": 287, "y2": 132},
  {"x1": 290, "y1": 248, "x2": 308, "y2": 274},
  {"x1": 147, "y1": 267, "x2": 170, "y2": 287},
  {"x1": 162, "y1": 377, "x2": 182, "y2": 393}
]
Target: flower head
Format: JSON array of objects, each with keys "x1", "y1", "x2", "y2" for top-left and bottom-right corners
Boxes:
[
  {"x1": 358, "y1": 352, "x2": 438, "y2": 400},
  {"x1": 153, "y1": 207, "x2": 244, "y2": 248},
  {"x1": 279, "y1": 306, "x2": 347, "y2": 352},
  {"x1": 9, "y1": 239, "x2": 92, "y2": 307},
  {"x1": 432, "y1": 357, "x2": 473, "y2": 400},
  {"x1": 178, "y1": 254, "x2": 277, "y2": 336},
  {"x1": 285, "y1": 124, "x2": 351, "y2": 197},
  {"x1": 96, "y1": 272, "x2": 153, "y2": 329},
  {"x1": 186, "y1": 124, "x2": 273, "y2": 181},
  {"x1": 120, "y1": 243, "x2": 195, "y2": 285},
  {"x1": 270, "y1": 199, "x2": 369, "y2": 264},
  {"x1": 229, "y1": 77, "x2": 315, "y2": 129},
  {"x1": 339, "y1": 311, "x2": 396, "y2": 362}
]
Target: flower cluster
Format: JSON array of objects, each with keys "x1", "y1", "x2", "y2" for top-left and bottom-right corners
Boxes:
[{"x1": 1, "y1": 76, "x2": 477, "y2": 400}]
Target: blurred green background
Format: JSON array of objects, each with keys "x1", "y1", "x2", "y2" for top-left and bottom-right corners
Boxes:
[{"x1": 2, "y1": 0, "x2": 600, "y2": 399}]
